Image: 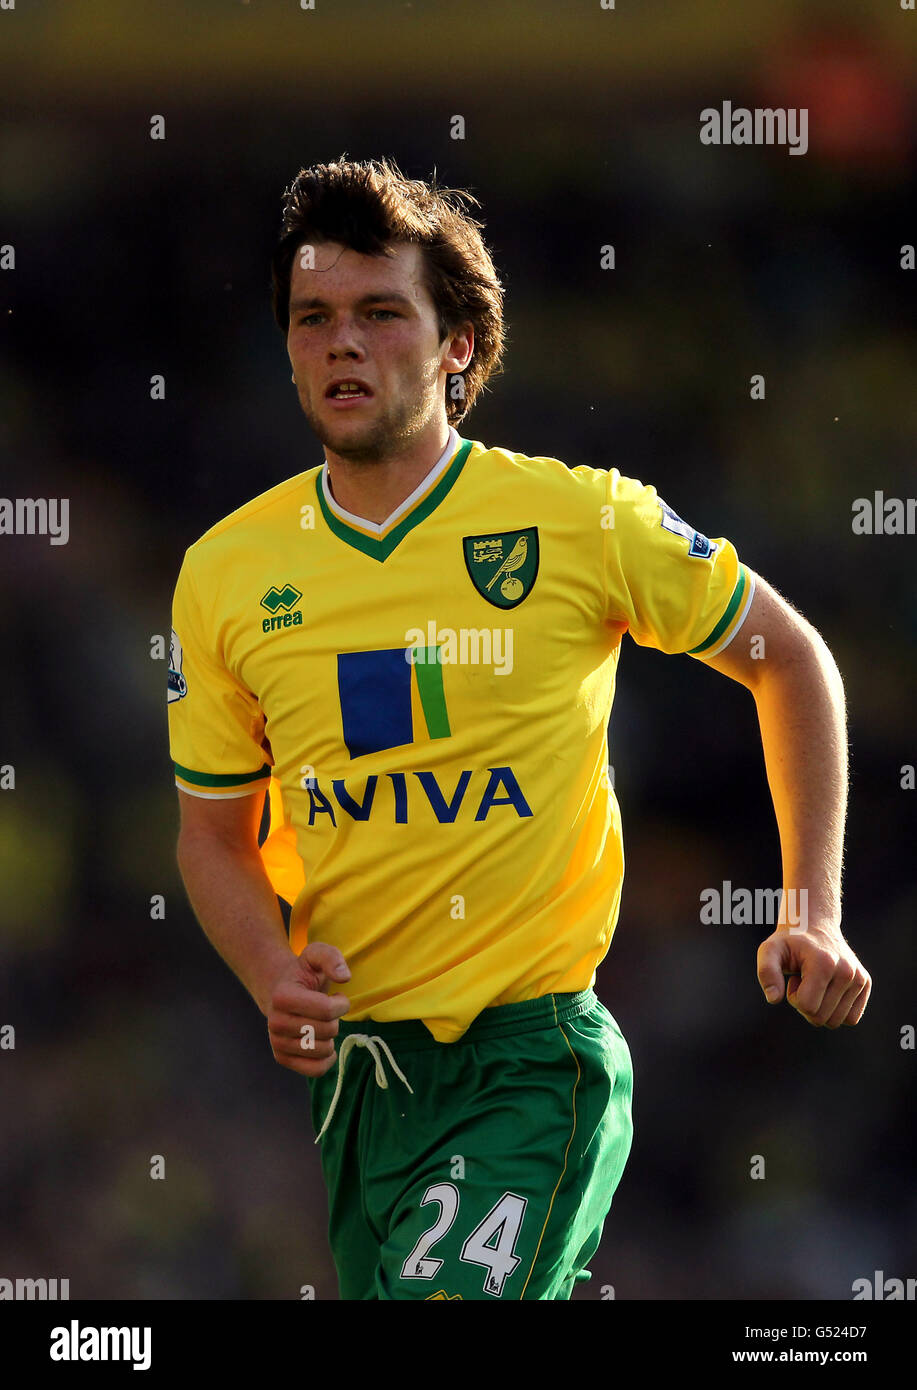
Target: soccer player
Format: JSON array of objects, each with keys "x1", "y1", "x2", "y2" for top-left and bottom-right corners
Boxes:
[{"x1": 168, "y1": 156, "x2": 871, "y2": 1300}]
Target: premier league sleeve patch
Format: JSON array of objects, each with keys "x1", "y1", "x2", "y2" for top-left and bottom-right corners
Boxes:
[
  {"x1": 167, "y1": 628, "x2": 188, "y2": 703},
  {"x1": 658, "y1": 500, "x2": 718, "y2": 559}
]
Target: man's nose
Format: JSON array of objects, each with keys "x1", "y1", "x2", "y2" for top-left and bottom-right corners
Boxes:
[{"x1": 328, "y1": 318, "x2": 365, "y2": 357}]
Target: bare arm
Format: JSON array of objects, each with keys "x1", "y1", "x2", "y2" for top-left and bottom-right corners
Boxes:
[
  {"x1": 176, "y1": 788, "x2": 296, "y2": 1014},
  {"x1": 701, "y1": 573, "x2": 870, "y2": 1027},
  {"x1": 176, "y1": 788, "x2": 350, "y2": 1072}
]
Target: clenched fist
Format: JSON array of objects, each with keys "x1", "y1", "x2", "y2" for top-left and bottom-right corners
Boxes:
[
  {"x1": 757, "y1": 926, "x2": 870, "y2": 1028},
  {"x1": 266, "y1": 941, "x2": 352, "y2": 1076}
]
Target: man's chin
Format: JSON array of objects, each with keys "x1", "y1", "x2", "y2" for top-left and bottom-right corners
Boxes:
[
  {"x1": 324, "y1": 425, "x2": 385, "y2": 456},
  {"x1": 307, "y1": 409, "x2": 402, "y2": 463},
  {"x1": 306, "y1": 412, "x2": 370, "y2": 448}
]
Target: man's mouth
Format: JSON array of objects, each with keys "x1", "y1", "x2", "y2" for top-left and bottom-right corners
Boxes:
[{"x1": 326, "y1": 379, "x2": 373, "y2": 401}]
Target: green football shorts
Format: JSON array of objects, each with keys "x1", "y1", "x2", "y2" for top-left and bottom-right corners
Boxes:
[{"x1": 306, "y1": 989, "x2": 634, "y2": 1300}]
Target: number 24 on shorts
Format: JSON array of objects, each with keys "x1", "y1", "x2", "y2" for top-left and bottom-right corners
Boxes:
[{"x1": 400, "y1": 1183, "x2": 527, "y2": 1298}]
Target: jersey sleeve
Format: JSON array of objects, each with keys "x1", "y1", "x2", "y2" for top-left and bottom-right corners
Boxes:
[
  {"x1": 167, "y1": 548, "x2": 273, "y2": 798},
  {"x1": 601, "y1": 469, "x2": 755, "y2": 658}
]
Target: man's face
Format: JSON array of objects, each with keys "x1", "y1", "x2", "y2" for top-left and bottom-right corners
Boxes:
[{"x1": 286, "y1": 239, "x2": 471, "y2": 463}]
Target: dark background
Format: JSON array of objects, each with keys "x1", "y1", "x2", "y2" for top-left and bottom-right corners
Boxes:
[{"x1": 0, "y1": 0, "x2": 915, "y2": 1299}]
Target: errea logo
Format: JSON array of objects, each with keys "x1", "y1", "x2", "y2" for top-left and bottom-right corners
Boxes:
[{"x1": 261, "y1": 583, "x2": 303, "y2": 634}]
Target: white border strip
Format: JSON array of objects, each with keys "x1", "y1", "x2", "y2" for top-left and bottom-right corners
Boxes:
[
  {"x1": 174, "y1": 780, "x2": 267, "y2": 800},
  {"x1": 701, "y1": 569, "x2": 757, "y2": 658},
  {"x1": 321, "y1": 426, "x2": 459, "y2": 534}
]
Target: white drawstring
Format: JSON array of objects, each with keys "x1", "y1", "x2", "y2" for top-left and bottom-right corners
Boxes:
[{"x1": 315, "y1": 1033, "x2": 414, "y2": 1143}]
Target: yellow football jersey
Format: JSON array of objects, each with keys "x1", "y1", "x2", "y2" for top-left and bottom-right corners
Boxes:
[{"x1": 168, "y1": 428, "x2": 754, "y2": 1041}]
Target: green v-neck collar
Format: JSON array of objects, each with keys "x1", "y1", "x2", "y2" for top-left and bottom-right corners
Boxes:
[{"x1": 316, "y1": 438, "x2": 474, "y2": 562}]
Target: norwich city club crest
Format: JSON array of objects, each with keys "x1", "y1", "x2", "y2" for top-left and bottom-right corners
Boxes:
[{"x1": 462, "y1": 528, "x2": 539, "y2": 610}]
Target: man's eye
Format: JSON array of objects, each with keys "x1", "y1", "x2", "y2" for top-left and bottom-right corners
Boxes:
[{"x1": 297, "y1": 311, "x2": 396, "y2": 324}]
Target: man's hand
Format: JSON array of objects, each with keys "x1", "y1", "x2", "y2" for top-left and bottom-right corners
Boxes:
[
  {"x1": 266, "y1": 942, "x2": 352, "y2": 1076},
  {"x1": 757, "y1": 927, "x2": 871, "y2": 1028}
]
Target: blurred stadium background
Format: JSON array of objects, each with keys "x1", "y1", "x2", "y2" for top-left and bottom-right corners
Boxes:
[{"x1": 1, "y1": 0, "x2": 915, "y2": 1299}]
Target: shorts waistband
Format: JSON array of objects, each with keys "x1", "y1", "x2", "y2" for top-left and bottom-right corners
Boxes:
[{"x1": 333, "y1": 989, "x2": 597, "y2": 1052}]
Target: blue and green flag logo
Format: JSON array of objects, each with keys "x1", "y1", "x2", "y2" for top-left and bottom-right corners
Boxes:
[{"x1": 338, "y1": 647, "x2": 450, "y2": 759}]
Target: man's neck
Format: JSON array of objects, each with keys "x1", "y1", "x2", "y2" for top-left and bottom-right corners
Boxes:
[{"x1": 324, "y1": 422, "x2": 454, "y2": 525}]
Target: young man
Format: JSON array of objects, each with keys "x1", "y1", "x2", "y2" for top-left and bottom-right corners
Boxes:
[{"x1": 168, "y1": 157, "x2": 870, "y2": 1300}]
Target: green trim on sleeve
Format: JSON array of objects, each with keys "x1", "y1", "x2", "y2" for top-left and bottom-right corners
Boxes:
[
  {"x1": 688, "y1": 564, "x2": 747, "y2": 655},
  {"x1": 174, "y1": 762, "x2": 272, "y2": 788}
]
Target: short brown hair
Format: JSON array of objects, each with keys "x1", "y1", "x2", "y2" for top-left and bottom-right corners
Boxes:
[{"x1": 271, "y1": 155, "x2": 506, "y2": 424}]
